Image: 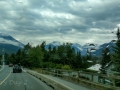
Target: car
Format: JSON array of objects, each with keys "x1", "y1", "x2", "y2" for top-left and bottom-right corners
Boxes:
[
  {"x1": 13, "y1": 64, "x2": 22, "y2": 73},
  {"x1": 9, "y1": 63, "x2": 13, "y2": 67}
]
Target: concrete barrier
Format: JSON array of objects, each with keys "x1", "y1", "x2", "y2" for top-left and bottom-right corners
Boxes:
[
  {"x1": 27, "y1": 70, "x2": 120, "y2": 90},
  {"x1": 26, "y1": 70, "x2": 74, "y2": 90}
]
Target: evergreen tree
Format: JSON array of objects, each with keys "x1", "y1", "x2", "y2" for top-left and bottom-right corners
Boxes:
[
  {"x1": 57, "y1": 45, "x2": 65, "y2": 64},
  {"x1": 43, "y1": 50, "x2": 49, "y2": 62},
  {"x1": 3, "y1": 53, "x2": 10, "y2": 64},
  {"x1": 28, "y1": 45, "x2": 44, "y2": 68},
  {"x1": 116, "y1": 28, "x2": 120, "y2": 39},
  {"x1": 40, "y1": 41, "x2": 46, "y2": 52},
  {"x1": 10, "y1": 53, "x2": 16, "y2": 64},
  {"x1": 112, "y1": 27, "x2": 120, "y2": 75},
  {"x1": 82, "y1": 56, "x2": 88, "y2": 68},
  {"x1": 0, "y1": 54, "x2": 2, "y2": 64},
  {"x1": 86, "y1": 48, "x2": 92, "y2": 61},
  {"x1": 15, "y1": 49, "x2": 22, "y2": 63},
  {"x1": 48, "y1": 45, "x2": 52, "y2": 52},
  {"x1": 76, "y1": 51, "x2": 82, "y2": 68},
  {"x1": 100, "y1": 44, "x2": 111, "y2": 74},
  {"x1": 67, "y1": 47, "x2": 76, "y2": 69},
  {"x1": 83, "y1": 49, "x2": 92, "y2": 68},
  {"x1": 23, "y1": 43, "x2": 32, "y2": 54},
  {"x1": 22, "y1": 43, "x2": 32, "y2": 67}
]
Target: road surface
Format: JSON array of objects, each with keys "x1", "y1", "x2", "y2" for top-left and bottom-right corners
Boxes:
[{"x1": 0, "y1": 65, "x2": 53, "y2": 90}]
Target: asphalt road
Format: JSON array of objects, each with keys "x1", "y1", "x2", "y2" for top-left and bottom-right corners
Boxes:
[{"x1": 0, "y1": 65, "x2": 53, "y2": 90}]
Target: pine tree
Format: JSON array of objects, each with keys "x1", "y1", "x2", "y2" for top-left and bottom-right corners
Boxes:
[
  {"x1": 99, "y1": 44, "x2": 111, "y2": 84},
  {"x1": 48, "y1": 45, "x2": 52, "y2": 52},
  {"x1": 28, "y1": 45, "x2": 44, "y2": 68},
  {"x1": 84, "y1": 49, "x2": 92, "y2": 68},
  {"x1": 40, "y1": 41, "x2": 46, "y2": 52},
  {"x1": 100, "y1": 44, "x2": 111, "y2": 74},
  {"x1": 22, "y1": 43, "x2": 32, "y2": 67},
  {"x1": 86, "y1": 49, "x2": 92, "y2": 61},
  {"x1": 112, "y1": 27, "x2": 120, "y2": 75},
  {"x1": 76, "y1": 51, "x2": 82, "y2": 68},
  {"x1": 23, "y1": 43, "x2": 32, "y2": 54}
]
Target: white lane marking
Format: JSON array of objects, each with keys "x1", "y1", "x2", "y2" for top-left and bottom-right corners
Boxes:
[{"x1": 0, "y1": 69, "x2": 11, "y2": 85}]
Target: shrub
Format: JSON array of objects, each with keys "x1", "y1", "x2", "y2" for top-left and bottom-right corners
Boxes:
[{"x1": 61, "y1": 65, "x2": 71, "y2": 70}]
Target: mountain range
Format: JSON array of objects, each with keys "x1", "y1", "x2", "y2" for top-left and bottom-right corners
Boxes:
[
  {"x1": 0, "y1": 33, "x2": 24, "y2": 54},
  {"x1": 45, "y1": 40, "x2": 116, "y2": 56},
  {"x1": 0, "y1": 33, "x2": 116, "y2": 56}
]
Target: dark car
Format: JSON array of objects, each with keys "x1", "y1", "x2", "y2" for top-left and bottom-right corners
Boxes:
[{"x1": 13, "y1": 64, "x2": 22, "y2": 73}]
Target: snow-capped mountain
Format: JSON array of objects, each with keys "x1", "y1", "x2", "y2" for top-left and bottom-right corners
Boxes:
[
  {"x1": 45, "y1": 41, "x2": 61, "y2": 49},
  {"x1": 81, "y1": 43, "x2": 100, "y2": 55},
  {"x1": 45, "y1": 40, "x2": 116, "y2": 56},
  {"x1": 71, "y1": 43, "x2": 83, "y2": 51},
  {"x1": 0, "y1": 33, "x2": 24, "y2": 48},
  {"x1": 93, "y1": 40, "x2": 116, "y2": 56},
  {"x1": 0, "y1": 33, "x2": 24, "y2": 54},
  {"x1": 68, "y1": 43, "x2": 100, "y2": 56},
  {"x1": 0, "y1": 33, "x2": 116, "y2": 56},
  {"x1": 49, "y1": 41, "x2": 61, "y2": 46},
  {"x1": 82, "y1": 43, "x2": 100, "y2": 50},
  {"x1": 45, "y1": 41, "x2": 100, "y2": 55}
]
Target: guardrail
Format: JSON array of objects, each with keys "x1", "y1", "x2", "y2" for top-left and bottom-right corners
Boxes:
[
  {"x1": 27, "y1": 69, "x2": 120, "y2": 90},
  {"x1": 26, "y1": 70, "x2": 74, "y2": 90}
]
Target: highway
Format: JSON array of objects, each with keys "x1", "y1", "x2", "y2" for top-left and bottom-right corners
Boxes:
[{"x1": 0, "y1": 65, "x2": 53, "y2": 90}]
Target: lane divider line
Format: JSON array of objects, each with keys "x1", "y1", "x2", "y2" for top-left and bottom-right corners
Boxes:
[{"x1": 0, "y1": 69, "x2": 11, "y2": 85}]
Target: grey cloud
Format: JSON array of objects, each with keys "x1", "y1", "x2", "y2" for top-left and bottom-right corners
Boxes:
[{"x1": 0, "y1": 0, "x2": 120, "y2": 45}]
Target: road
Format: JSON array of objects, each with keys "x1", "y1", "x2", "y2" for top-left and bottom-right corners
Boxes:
[{"x1": 0, "y1": 65, "x2": 53, "y2": 90}]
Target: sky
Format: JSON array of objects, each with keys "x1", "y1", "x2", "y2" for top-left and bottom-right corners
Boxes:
[{"x1": 0, "y1": 0, "x2": 120, "y2": 46}]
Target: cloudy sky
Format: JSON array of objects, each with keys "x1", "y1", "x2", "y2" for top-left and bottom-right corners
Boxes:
[{"x1": 0, "y1": 0, "x2": 120, "y2": 46}]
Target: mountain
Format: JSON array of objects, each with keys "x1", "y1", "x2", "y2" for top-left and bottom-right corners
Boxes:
[
  {"x1": 0, "y1": 33, "x2": 116, "y2": 56},
  {"x1": 81, "y1": 43, "x2": 100, "y2": 56},
  {"x1": 45, "y1": 40, "x2": 116, "y2": 56},
  {"x1": 0, "y1": 33, "x2": 24, "y2": 54},
  {"x1": 45, "y1": 41, "x2": 100, "y2": 55},
  {"x1": 92, "y1": 40, "x2": 116, "y2": 56},
  {"x1": 71, "y1": 43, "x2": 83, "y2": 52},
  {"x1": 45, "y1": 41, "x2": 61, "y2": 50}
]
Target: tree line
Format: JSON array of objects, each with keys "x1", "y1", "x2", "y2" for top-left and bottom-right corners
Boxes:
[{"x1": 2, "y1": 42, "x2": 96, "y2": 70}]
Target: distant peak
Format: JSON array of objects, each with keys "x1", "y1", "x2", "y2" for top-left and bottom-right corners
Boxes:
[
  {"x1": 0, "y1": 33, "x2": 10, "y2": 36},
  {"x1": 48, "y1": 41, "x2": 61, "y2": 46},
  {"x1": 52, "y1": 41, "x2": 60, "y2": 43}
]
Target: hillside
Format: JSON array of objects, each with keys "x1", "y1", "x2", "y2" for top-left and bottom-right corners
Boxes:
[{"x1": 0, "y1": 33, "x2": 24, "y2": 54}]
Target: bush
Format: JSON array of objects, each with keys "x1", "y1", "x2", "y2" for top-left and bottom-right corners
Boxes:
[
  {"x1": 61, "y1": 65, "x2": 71, "y2": 70},
  {"x1": 55, "y1": 64, "x2": 62, "y2": 69}
]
